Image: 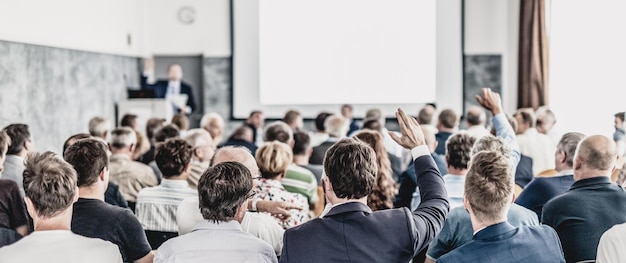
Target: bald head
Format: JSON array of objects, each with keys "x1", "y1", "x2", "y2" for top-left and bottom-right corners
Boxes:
[
  {"x1": 210, "y1": 146, "x2": 258, "y2": 176},
  {"x1": 574, "y1": 135, "x2": 617, "y2": 178},
  {"x1": 466, "y1": 106, "x2": 486, "y2": 126}
]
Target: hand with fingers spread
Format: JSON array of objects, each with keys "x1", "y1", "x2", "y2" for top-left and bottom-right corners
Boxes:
[
  {"x1": 256, "y1": 200, "x2": 303, "y2": 221},
  {"x1": 390, "y1": 108, "x2": 426, "y2": 149},
  {"x1": 475, "y1": 87, "x2": 503, "y2": 116}
]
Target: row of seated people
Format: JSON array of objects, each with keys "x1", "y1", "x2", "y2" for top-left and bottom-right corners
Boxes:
[{"x1": 2, "y1": 88, "x2": 626, "y2": 262}]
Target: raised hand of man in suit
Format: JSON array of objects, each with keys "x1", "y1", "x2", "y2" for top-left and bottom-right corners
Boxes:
[{"x1": 390, "y1": 108, "x2": 426, "y2": 149}]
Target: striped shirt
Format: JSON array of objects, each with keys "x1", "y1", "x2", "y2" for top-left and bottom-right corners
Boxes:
[
  {"x1": 282, "y1": 164, "x2": 319, "y2": 206},
  {"x1": 136, "y1": 179, "x2": 197, "y2": 232}
]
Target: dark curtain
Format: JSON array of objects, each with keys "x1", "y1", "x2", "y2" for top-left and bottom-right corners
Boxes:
[{"x1": 518, "y1": 0, "x2": 549, "y2": 109}]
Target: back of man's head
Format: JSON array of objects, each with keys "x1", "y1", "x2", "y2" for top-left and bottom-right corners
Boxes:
[
  {"x1": 65, "y1": 138, "x2": 109, "y2": 188},
  {"x1": 514, "y1": 109, "x2": 536, "y2": 129},
  {"x1": 23, "y1": 151, "x2": 77, "y2": 218},
  {"x1": 361, "y1": 119, "x2": 383, "y2": 133},
  {"x1": 315, "y1": 112, "x2": 332, "y2": 132},
  {"x1": 325, "y1": 114, "x2": 349, "y2": 138},
  {"x1": 263, "y1": 121, "x2": 293, "y2": 144},
  {"x1": 120, "y1": 114, "x2": 138, "y2": 129},
  {"x1": 324, "y1": 138, "x2": 376, "y2": 199},
  {"x1": 615, "y1": 112, "x2": 625, "y2": 123},
  {"x1": 200, "y1": 113, "x2": 225, "y2": 142},
  {"x1": 438, "y1": 109, "x2": 458, "y2": 130},
  {"x1": 171, "y1": 114, "x2": 189, "y2": 131},
  {"x1": 466, "y1": 106, "x2": 486, "y2": 126},
  {"x1": 283, "y1": 110, "x2": 302, "y2": 127},
  {"x1": 146, "y1": 118, "x2": 166, "y2": 141},
  {"x1": 446, "y1": 133, "x2": 476, "y2": 170},
  {"x1": 465, "y1": 151, "x2": 513, "y2": 223},
  {"x1": 365, "y1": 108, "x2": 384, "y2": 126},
  {"x1": 293, "y1": 131, "x2": 311, "y2": 156},
  {"x1": 154, "y1": 124, "x2": 180, "y2": 143},
  {"x1": 471, "y1": 135, "x2": 511, "y2": 161},
  {"x1": 109, "y1": 127, "x2": 136, "y2": 149},
  {"x1": 417, "y1": 105, "x2": 435, "y2": 125},
  {"x1": 155, "y1": 139, "x2": 193, "y2": 178},
  {"x1": 62, "y1": 133, "x2": 91, "y2": 159},
  {"x1": 575, "y1": 135, "x2": 617, "y2": 173},
  {"x1": 184, "y1": 129, "x2": 213, "y2": 149},
  {"x1": 88, "y1": 116, "x2": 110, "y2": 138},
  {"x1": 210, "y1": 146, "x2": 256, "y2": 176},
  {"x1": 3, "y1": 124, "x2": 31, "y2": 155},
  {"x1": 229, "y1": 125, "x2": 253, "y2": 142},
  {"x1": 198, "y1": 161, "x2": 252, "y2": 222},
  {"x1": 557, "y1": 132, "x2": 586, "y2": 169}
]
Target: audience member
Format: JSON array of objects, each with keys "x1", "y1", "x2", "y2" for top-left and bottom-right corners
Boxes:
[
  {"x1": 1, "y1": 124, "x2": 34, "y2": 197},
  {"x1": 156, "y1": 162, "x2": 277, "y2": 263},
  {"x1": 0, "y1": 131, "x2": 28, "y2": 246},
  {"x1": 353, "y1": 129, "x2": 397, "y2": 211},
  {"x1": 132, "y1": 130, "x2": 150, "y2": 161},
  {"x1": 65, "y1": 138, "x2": 153, "y2": 263},
  {"x1": 62, "y1": 133, "x2": 127, "y2": 208},
  {"x1": 515, "y1": 132, "x2": 585, "y2": 218},
  {"x1": 245, "y1": 110, "x2": 265, "y2": 146},
  {"x1": 264, "y1": 121, "x2": 320, "y2": 210},
  {"x1": 255, "y1": 141, "x2": 310, "y2": 229},
  {"x1": 597, "y1": 222, "x2": 626, "y2": 263},
  {"x1": 504, "y1": 114, "x2": 534, "y2": 187},
  {"x1": 182, "y1": 129, "x2": 214, "y2": 189},
  {"x1": 108, "y1": 127, "x2": 157, "y2": 211},
  {"x1": 614, "y1": 112, "x2": 626, "y2": 157},
  {"x1": 309, "y1": 114, "x2": 349, "y2": 165},
  {"x1": 120, "y1": 114, "x2": 138, "y2": 130},
  {"x1": 278, "y1": 108, "x2": 448, "y2": 262},
  {"x1": 292, "y1": 131, "x2": 324, "y2": 216},
  {"x1": 417, "y1": 104, "x2": 438, "y2": 135},
  {"x1": 220, "y1": 125, "x2": 258, "y2": 155},
  {"x1": 177, "y1": 146, "x2": 295, "y2": 255},
  {"x1": 200, "y1": 112, "x2": 225, "y2": 146},
  {"x1": 441, "y1": 133, "x2": 476, "y2": 208},
  {"x1": 341, "y1": 104, "x2": 360, "y2": 136},
  {"x1": 0, "y1": 152, "x2": 122, "y2": 263},
  {"x1": 362, "y1": 108, "x2": 406, "y2": 160},
  {"x1": 435, "y1": 109, "x2": 458, "y2": 155},
  {"x1": 360, "y1": 118, "x2": 405, "y2": 181},
  {"x1": 136, "y1": 139, "x2": 197, "y2": 249},
  {"x1": 170, "y1": 113, "x2": 189, "y2": 137},
  {"x1": 464, "y1": 106, "x2": 489, "y2": 138},
  {"x1": 283, "y1": 109, "x2": 304, "y2": 132},
  {"x1": 437, "y1": 151, "x2": 564, "y2": 263},
  {"x1": 88, "y1": 116, "x2": 111, "y2": 140},
  {"x1": 309, "y1": 112, "x2": 331, "y2": 147},
  {"x1": 514, "y1": 108, "x2": 555, "y2": 175},
  {"x1": 140, "y1": 117, "x2": 166, "y2": 164},
  {"x1": 148, "y1": 124, "x2": 180, "y2": 182},
  {"x1": 140, "y1": 60, "x2": 196, "y2": 113},
  {"x1": 535, "y1": 105, "x2": 561, "y2": 145},
  {"x1": 542, "y1": 135, "x2": 626, "y2": 263}
]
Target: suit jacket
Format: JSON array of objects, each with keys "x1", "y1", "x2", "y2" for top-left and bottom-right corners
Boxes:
[
  {"x1": 515, "y1": 154, "x2": 534, "y2": 187},
  {"x1": 438, "y1": 222, "x2": 565, "y2": 263},
  {"x1": 308, "y1": 140, "x2": 336, "y2": 165},
  {"x1": 140, "y1": 75, "x2": 196, "y2": 112},
  {"x1": 279, "y1": 154, "x2": 449, "y2": 263}
]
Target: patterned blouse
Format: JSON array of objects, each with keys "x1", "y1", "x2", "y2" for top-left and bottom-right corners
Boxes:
[{"x1": 254, "y1": 178, "x2": 311, "y2": 229}]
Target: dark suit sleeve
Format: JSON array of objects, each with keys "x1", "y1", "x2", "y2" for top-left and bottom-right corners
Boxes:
[
  {"x1": 182, "y1": 84, "x2": 196, "y2": 112},
  {"x1": 410, "y1": 155, "x2": 450, "y2": 254},
  {"x1": 140, "y1": 74, "x2": 154, "y2": 89}
]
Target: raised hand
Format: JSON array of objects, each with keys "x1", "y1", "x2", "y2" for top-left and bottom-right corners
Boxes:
[
  {"x1": 143, "y1": 57, "x2": 155, "y2": 72},
  {"x1": 475, "y1": 87, "x2": 503, "y2": 115},
  {"x1": 389, "y1": 108, "x2": 425, "y2": 149}
]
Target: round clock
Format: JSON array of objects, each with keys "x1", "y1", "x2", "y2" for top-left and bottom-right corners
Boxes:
[{"x1": 177, "y1": 6, "x2": 196, "y2": 25}]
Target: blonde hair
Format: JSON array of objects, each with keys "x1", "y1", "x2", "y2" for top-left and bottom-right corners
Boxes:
[{"x1": 255, "y1": 141, "x2": 292, "y2": 179}]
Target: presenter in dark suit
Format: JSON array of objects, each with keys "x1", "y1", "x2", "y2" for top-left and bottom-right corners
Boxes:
[
  {"x1": 437, "y1": 150, "x2": 565, "y2": 263},
  {"x1": 279, "y1": 109, "x2": 449, "y2": 263},
  {"x1": 140, "y1": 58, "x2": 196, "y2": 114}
]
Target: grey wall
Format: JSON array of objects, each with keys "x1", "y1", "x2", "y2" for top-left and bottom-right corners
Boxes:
[{"x1": 0, "y1": 40, "x2": 139, "y2": 154}]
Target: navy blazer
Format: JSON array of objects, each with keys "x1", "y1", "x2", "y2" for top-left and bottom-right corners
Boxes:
[
  {"x1": 438, "y1": 222, "x2": 565, "y2": 263},
  {"x1": 140, "y1": 75, "x2": 196, "y2": 112},
  {"x1": 279, "y1": 154, "x2": 449, "y2": 263}
]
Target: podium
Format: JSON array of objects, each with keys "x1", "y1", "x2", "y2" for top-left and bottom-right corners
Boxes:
[{"x1": 116, "y1": 99, "x2": 173, "y2": 132}]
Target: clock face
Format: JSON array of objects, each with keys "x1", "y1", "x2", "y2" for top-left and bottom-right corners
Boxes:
[{"x1": 178, "y1": 6, "x2": 196, "y2": 25}]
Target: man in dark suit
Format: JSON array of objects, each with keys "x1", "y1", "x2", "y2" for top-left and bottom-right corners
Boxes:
[
  {"x1": 279, "y1": 109, "x2": 449, "y2": 263},
  {"x1": 140, "y1": 58, "x2": 196, "y2": 114},
  {"x1": 438, "y1": 150, "x2": 565, "y2": 263}
]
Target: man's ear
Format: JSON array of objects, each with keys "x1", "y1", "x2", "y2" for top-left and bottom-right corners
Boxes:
[
  {"x1": 463, "y1": 195, "x2": 472, "y2": 213},
  {"x1": 184, "y1": 162, "x2": 191, "y2": 174},
  {"x1": 574, "y1": 156, "x2": 583, "y2": 170},
  {"x1": 24, "y1": 197, "x2": 37, "y2": 219},
  {"x1": 129, "y1": 143, "x2": 136, "y2": 153}
]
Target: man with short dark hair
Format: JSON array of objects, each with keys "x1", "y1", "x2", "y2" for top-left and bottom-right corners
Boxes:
[
  {"x1": 157, "y1": 162, "x2": 277, "y2": 262},
  {"x1": 283, "y1": 109, "x2": 303, "y2": 132},
  {"x1": 435, "y1": 109, "x2": 458, "y2": 155},
  {"x1": 1, "y1": 124, "x2": 34, "y2": 197},
  {"x1": 441, "y1": 133, "x2": 476, "y2": 208},
  {"x1": 136, "y1": 139, "x2": 197, "y2": 249},
  {"x1": 0, "y1": 130, "x2": 28, "y2": 246},
  {"x1": 543, "y1": 135, "x2": 626, "y2": 263},
  {"x1": 66, "y1": 138, "x2": 153, "y2": 263},
  {"x1": 437, "y1": 151, "x2": 564, "y2": 263},
  {"x1": 279, "y1": 109, "x2": 449, "y2": 262},
  {"x1": 245, "y1": 110, "x2": 265, "y2": 146},
  {"x1": 0, "y1": 152, "x2": 121, "y2": 263}
]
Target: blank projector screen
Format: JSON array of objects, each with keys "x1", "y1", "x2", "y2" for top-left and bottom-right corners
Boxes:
[{"x1": 232, "y1": 0, "x2": 437, "y2": 119}]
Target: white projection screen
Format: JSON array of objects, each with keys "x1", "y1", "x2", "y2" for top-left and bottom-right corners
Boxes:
[{"x1": 232, "y1": 0, "x2": 450, "y2": 119}]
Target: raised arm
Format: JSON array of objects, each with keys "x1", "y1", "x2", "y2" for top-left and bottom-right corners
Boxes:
[
  {"x1": 390, "y1": 108, "x2": 449, "y2": 253},
  {"x1": 476, "y1": 88, "x2": 521, "y2": 167}
]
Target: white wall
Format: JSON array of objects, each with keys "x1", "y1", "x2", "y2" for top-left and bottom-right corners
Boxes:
[
  {"x1": 436, "y1": 0, "x2": 464, "y2": 114},
  {"x1": 0, "y1": 0, "x2": 142, "y2": 56},
  {"x1": 464, "y1": 0, "x2": 519, "y2": 114},
  {"x1": 139, "y1": 0, "x2": 230, "y2": 57}
]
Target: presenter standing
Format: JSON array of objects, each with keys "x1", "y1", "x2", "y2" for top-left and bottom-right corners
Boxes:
[{"x1": 140, "y1": 58, "x2": 196, "y2": 114}]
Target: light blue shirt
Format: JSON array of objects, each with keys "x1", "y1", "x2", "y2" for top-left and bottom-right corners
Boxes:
[
  {"x1": 492, "y1": 113, "x2": 521, "y2": 170},
  {"x1": 442, "y1": 174, "x2": 465, "y2": 208}
]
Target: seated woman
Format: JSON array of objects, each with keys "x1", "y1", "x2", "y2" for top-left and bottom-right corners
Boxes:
[
  {"x1": 353, "y1": 129, "x2": 397, "y2": 211},
  {"x1": 254, "y1": 141, "x2": 310, "y2": 229}
]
